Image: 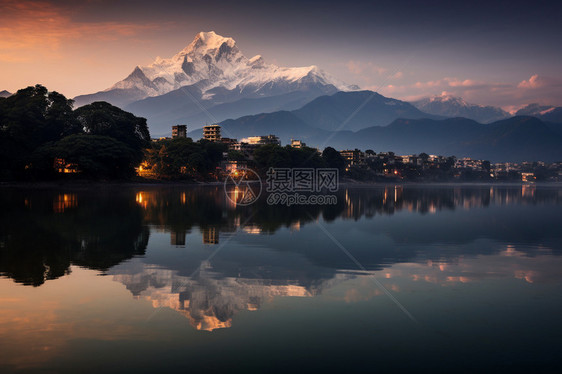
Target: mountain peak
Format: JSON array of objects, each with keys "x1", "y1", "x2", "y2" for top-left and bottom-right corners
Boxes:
[
  {"x1": 427, "y1": 93, "x2": 468, "y2": 106},
  {"x1": 76, "y1": 31, "x2": 355, "y2": 109},
  {"x1": 182, "y1": 31, "x2": 236, "y2": 55}
]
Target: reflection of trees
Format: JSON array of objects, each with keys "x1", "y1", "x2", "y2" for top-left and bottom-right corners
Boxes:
[
  {"x1": 2, "y1": 184, "x2": 561, "y2": 286},
  {"x1": 135, "y1": 185, "x2": 561, "y2": 237},
  {"x1": 0, "y1": 189, "x2": 148, "y2": 286}
]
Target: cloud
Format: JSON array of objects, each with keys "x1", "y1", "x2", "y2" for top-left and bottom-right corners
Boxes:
[
  {"x1": 382, "y1": 245, "x2": 562, "y2": 286},
  {"x1": 379, "y1": 74, "x2": 562, "y2": 109},
  {"x1": 0, "y1": 0, "x2": 162, "y2": 61},
  {"x1": 345, "y1": 60, "x2": 387, "y2": 76},
  {"x1": 517, "y1": 74, "x2": 546, "y2": 89}
]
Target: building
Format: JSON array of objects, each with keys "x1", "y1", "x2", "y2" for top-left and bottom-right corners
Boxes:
[
  {"x1": 521, "y1": 172, "x2": 536, "y2": 182},
  {"x1": 240, "y1": 135, "x2": 280, "y2": 146},
  {"x1": 221, "y1": 160, "x2": 248, "y2": 174},
  {"x1": 172, "y1": 125, "x2": 187, "y2": 138},
  {"x1": 232, "y1": 135, "x2": 281, "y2": 155},
  {"x1": 340, "y1": 149, "x2": 365, "y2": 170},
  {"x1": 455, "y1": 157, "x2": 486, "y2": 171},
  {"x1": 53, "y1": 158, "x2": 79, "y2": 174},
  {"x1": 203, "y1": 227, "x2": 219, "y2": 244},
  {"x1": 291, "y1": 139, "x2": 306, "y2": 148},
  {"x1": 171, "y1": 231, "x2": 186, "y2": 247},
  {"x1": 203, "y1": 124, "x2": 221, "y2": 142}
]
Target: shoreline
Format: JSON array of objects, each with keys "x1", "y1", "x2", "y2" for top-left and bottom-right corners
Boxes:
[{"x1": 1, "y1": 179, "x2": 561, "y2": 190}]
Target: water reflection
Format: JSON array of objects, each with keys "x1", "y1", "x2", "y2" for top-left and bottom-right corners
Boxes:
[
  {"x1": 111, "y1": 258, "x2": 324, "y2": 331},
  {"x1": 1, "y1": 184, "x2": 562, "y2": 331},
  {"x1": 0, "y1": 189, "x2": 149, "y2": 286}
]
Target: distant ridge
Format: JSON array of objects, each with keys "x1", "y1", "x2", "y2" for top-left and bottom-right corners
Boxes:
[
  {"x1": 516, "y1": 103, "x2": 562, "y2": 123},
  {"x1": 0, "y1": 90, "x2": 11, "y2": 98},
  {"x1": 412, "y1": 94, "x2": 509, "y2": 123},
  {"x1": 293, "y1": 90, "x2": 441, "y2": 131},
  {"x1": 189, "y1": 90, "x2": 562, "y2": 162}
]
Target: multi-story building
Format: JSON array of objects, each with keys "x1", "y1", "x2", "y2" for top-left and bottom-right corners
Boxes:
[
  {"x1": 203, "y1": 124, "x2": 221, "y2": 142},
  {"x1": 290, "y1": 139, "x2": 306, "y2": 148},
  {"x1": 340, "y1": 149, "x2": 365, "y2": 170},
  {"x1": 172, "y1": 125, "x2": 187, "y2": 138},
  {"x1": 232, "y1": 135, "x2": 281, "y2": 154},
  {"x1": 240, "y1": 135, "x2": 280, "y2": 146}
]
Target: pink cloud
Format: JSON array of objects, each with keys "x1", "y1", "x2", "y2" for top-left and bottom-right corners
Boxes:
[
  {"x1": 517, "y1": 74, "x2": 545, "y2": 89},
  {"x1": 378, "y1": 74, "x2": 562, "y2": 109}
]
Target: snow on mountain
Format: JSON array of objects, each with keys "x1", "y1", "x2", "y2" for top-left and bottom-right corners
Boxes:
[
  {"x1": 412, "y1": 93, "x2": 509, "y2": 123},
  {"x1": 75, "y1": 31, "x2": 353, "y2": 108},
  {"x1": 516, "y1": 103, "x2": 562, "y2": 123}
]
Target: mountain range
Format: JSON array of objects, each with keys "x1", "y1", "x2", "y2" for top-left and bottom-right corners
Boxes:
[
  {"x1": 13, "y1": 30, "x2": 558, "y2": 162},
  {"x1": 515, "y1": 103, "x2": 562, "y2": 123},
  {"x1": 188, "y1": 89, "x2": 442, "y2": 139},
  {"x1": 187, "y1": 90, "x2": 562, "y2": 162},
  {"x1": 74, "y1": 31, "x2": 356, "y2": 135},
  {"x1": 411, "y1": 94, "x2": 510, "y2": 123}
]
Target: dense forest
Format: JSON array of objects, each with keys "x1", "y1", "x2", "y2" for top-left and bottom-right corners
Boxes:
[{"x1": 0, "y1": 85, "x2": 151, "y2": 180}]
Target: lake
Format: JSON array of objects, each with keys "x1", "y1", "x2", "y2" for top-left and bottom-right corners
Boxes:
[{"x1": 1, "y1": 184, "x2": 561, "y2": 373}]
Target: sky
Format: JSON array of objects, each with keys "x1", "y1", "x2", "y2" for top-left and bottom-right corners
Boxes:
[{"x1": 1, "y1": 0, "x2": 561, "y2": 111}]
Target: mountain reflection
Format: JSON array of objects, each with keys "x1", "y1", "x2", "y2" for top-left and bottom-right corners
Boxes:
[
  {"x1": 110, "y1": 258, "x2": 334, "y2": 331},
  {"x1": 1, "y1": 184, "x2": 562, "y2": 330}
]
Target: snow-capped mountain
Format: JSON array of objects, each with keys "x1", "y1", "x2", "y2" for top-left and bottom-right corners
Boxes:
[
  {"x1": 117, "y1": 31, "x2": 349, "y2": 97},
  {"x1": 412, "y1": 94, "x2": 509, "y2": 123},
  {"x1": 74, "y1": 31, "x2": 355, "y2": 133},
  {"x1": 0, "y1": 90, "x2": 11, "y2": 98},
  {"x1": 515, "y1": 103, "x2": 562, "y2": 123}
]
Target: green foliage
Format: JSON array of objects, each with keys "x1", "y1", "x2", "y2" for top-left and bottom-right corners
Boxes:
[
  {"x1": 253, "y1": 144, "x2": 325, "y2": 172},
  {"x1": 227, "y1": 150, "x2": 246, "y2": 161},
  {"x1": 74, "y1": 101, "x2": 150, "y2": 165},
  {"x1": 322, "y1": 147, "x2": 346, "y2": 172},
  {"x1": 148, "y1": 138, "x2": 227, "y2": 180},
  {"x1": 0, "y1": 85, "x2": 151, "y2": 180},
  {"x1": 44, "y1": 134, "x2": 138, "y2": 178},
  {"x1": 0, "y1": 85, "x2": 82, "y2": 179}
]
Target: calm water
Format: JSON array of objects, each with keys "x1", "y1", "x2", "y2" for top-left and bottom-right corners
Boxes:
[{"x1": 1, "y1": 185, "x2": 562, "y2": 373}]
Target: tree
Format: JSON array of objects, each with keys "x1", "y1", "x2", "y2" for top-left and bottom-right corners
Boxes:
[
  {"x1": 253, "y1": 144, "x2": 291, "y2": 170},
  {"x1": 322, "y1": 147, "x2": 346, "y2": 172},
  {"x1": 74, "y1": 102, "x2": 151, "y2": 165},
  {"x1": 288, "y1": 146, "x2": 325, "y2": 168},
  {"x1": 227, "y1": 150, "x2": 247, "y2": 161},
  {"x1": 418, "y1": 152, "x2": 430, "y2": 162},
  {"x1": 45, "y1": 134, "x2": 139, "y2": 178},
  {"x1": 149, "y1": 138, "x2": 226, "y2": 180},
  {"x1": 0, "y1": 85, "x2": 81, "y2": 179}
]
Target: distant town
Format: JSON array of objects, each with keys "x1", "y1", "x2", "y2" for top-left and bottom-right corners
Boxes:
[
  {"x1": 1, "y1": 85, "x2": 560, "y2": 184},
  {"x1": 128, "y1": 124, "x2": 562, "y2": 183}
]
